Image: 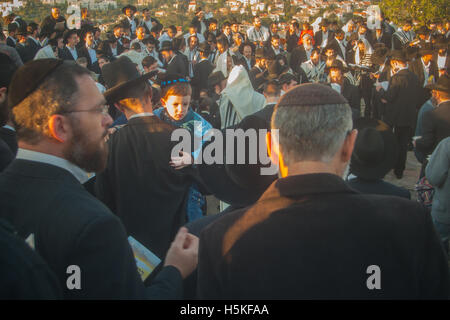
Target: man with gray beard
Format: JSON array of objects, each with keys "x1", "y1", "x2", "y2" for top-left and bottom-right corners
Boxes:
[{"x1": 198, "y1": 83, "x2": 449, "y2": 299}]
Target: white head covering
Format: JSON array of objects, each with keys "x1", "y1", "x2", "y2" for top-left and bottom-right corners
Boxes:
[
  {"x1": 354, "y1": 38, "x2": 373, "y2": 65},
  {"x1": 34, "y1": 45, "x2": 56, "y2": 60},
  {"x1": 219, "y1": 65, "x2": 266, "y2": 127}
]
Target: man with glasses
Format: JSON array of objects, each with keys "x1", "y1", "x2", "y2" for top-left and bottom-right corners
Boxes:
[{"x1": 0, "y1": 59, "x2": 198, "y2": 299}]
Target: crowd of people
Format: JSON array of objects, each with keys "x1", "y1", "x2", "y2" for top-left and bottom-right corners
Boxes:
[{"x1": 0, "y1": 4, "x2": 449, "y2": 299}]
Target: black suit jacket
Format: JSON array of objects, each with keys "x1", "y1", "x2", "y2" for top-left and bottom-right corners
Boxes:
[
  {"x1": 95, "y1": 116, "x2": 198, "y2": 259},
  {"x1": 198, "y1": 173, "x2": 449, "y2": 299},
  {"x1": 285, "y1": 32, "x2": 299, "y2": 53},
  {"x1": 59, "y1": 46, "x2": 79, "y2": 61},
  {"x1": 289, "y1": 46, "x2": 308, "y2": 75},
  {"x1": 0, "y1": 127, "x2": 17, "y2": 155},
  {"x1": 166, "y1": 53, "x2": 189, "y2": 78},
  {"x1": 415, "y1": 100, "x2": 450, "y2": 156},
  {"x1": 6, "y1": 37, "x2": 16, "y2": 48},
  {"x1": 340, "y1": 78, "x2": 361, "y2": 117},
  {"x1": 380, "y1": 69, "x2": 422, "y2": 127},
  {"x1": 15, "y1": 38, "x2": 41, "y2": 63},
  {"x1": 0, "y1": 159, "x2": 182, "y2": 299},
  {"x1": 76, "y1": 45, "x2": 100, "y2": 73},
  {"x1": 192, "y1": 59, "x2": 215, "y2": 100},
  {"x1": 314, "y1": 30, "x2": 334, "y2": 47},
  {"x1": 372, "y1": 32, "x2": 392, "y2": 49},
  {"x1": 409, "y1": 58, "x2": 439, "y2": 106},
  {"x1": 248, "y1": 66, "x2": 266, "y2": 90}
]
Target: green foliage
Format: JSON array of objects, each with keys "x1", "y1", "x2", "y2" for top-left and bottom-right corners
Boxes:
[{"x1": 379, "y1": 0, "x2": 449, "y2": 24}]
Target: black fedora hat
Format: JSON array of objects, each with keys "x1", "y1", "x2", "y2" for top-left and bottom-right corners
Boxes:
[
  {"x1": 159, "y1": 41, "x2": 174, "y2": 52},
  {"x1": 102, "y1": 56, "x2": 158, "y2": 104},
  {"x1": 122, "y1": 5, "x2": 137, "y2": 15},
  {"x1": 208, "y1": 71, "x2": 226, "y2": 87},
  {"x1": 350, "y1": 118, "x2": 398, "y2": 180},
  {"x1": 390, "y1": 49, "x2": 408, "y2": 62},
  {"x1": 425, "y1": 73, "x2": 450, "y2": 93},
  {"x1": 197, "y1": 116, "x2": 277, "y2": 207}
]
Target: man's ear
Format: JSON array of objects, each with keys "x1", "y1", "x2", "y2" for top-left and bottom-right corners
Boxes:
[
  {"x1": 266, "y1": 130, "x2": 279, "y2": 166},
  {"x1": 341, "y1": 129, "x2": 358, "y2": 163},
  {"x1": 48, "y1": 114, "x2": 71, "y2": 143}
]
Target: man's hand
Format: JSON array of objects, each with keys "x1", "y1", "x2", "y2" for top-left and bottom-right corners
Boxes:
[
  {"x1": 170, "y1": 151, "x2": 193, "y2": 170},
  {"x1": 164, "y1": 227, "x2": 199, "y2": 279}
]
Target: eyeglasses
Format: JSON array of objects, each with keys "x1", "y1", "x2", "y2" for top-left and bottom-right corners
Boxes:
[{"x1": 61, "y1": 105, "x2": 109, "y2": 116}]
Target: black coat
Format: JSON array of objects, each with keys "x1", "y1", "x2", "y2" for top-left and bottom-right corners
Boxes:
[
  {"x1": 0, "y1": 127, "x2": 17, "y2": 155},
  {"x1": 59, "y1": 46, "x2": 79, "y2": 61},
  {"x1": 0, "y1": 159, "x2": 183, "y2": 299},
  {"x1": 248, "y1": 66, "x2": 266, "y2": 91},
  {"x1": 340, "y1": 78, "x2": 361, "y2": 116},
  {"x1": 285, "y1": 33, "x2": 299, "y2": 53},
  {"x1": 166, "y1": 53, "x2": 189, "y2": 78},
  {"x1": 15, "y1": 38, "x2": 41, "y2": 63},
  {"x1": 0, "y1": 139, "x2": 13, "y2": 173},
  {"x1": 289, "y1": 46, "x2": 309, "y2": 75},
  {"x1": 95, "y1": 116, "x2": 198, "y2": 259},
  {"x1": 380, "y1": 69, "x2": 422, "y2": 127},
  {"x1": 6, "y1": 37, "x2": 16, "y2": 48},
  {"x1": 372, "y1": 32, "x2": 392, "y2": 49},
  {"x1": 76, "y1": 45, "x2": 100, "y2": 73},
  {"x1": 415, "y1": 100, "x2": 450, "y2": 156},
  {"x1": 198, "y1": 173, "x2": 450, "y2": 299},
  {"x1": 0, "y1": 218, "x2": 62, "y2": 299},
  {"x1": 192, "y1": 59, "x2": 214, "y2": 100},
  {"x1": 347, "y1": 177, "x2": 410, "y2": 199},
  {"x1": 408, "y1": 58, "x2": 439, "y2": 107},
  {"x1": 314, "y1": 30, "x2": 334, "y2": 47}
]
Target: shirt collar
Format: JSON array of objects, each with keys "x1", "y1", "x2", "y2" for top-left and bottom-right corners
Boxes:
[
  {"x1": 128, "y1": 112, "x2": 154, "y2": 120},
  {"x1": 16, "y1": 149, "x2": 94, "y2": 184}
]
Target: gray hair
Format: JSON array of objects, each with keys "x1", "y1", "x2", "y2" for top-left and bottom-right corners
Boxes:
[{"x1": 271, "y1": 104, "x2": 353, "y2": 165}]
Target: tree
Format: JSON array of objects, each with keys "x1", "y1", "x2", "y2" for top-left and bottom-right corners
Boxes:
[{"x1": 379, "y1": 0, "x2": 449, "y2": 25}]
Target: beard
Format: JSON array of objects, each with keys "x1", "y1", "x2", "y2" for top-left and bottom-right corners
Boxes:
[{"x1": 63, "y1": 120, "x2": 109, "y2": 173}]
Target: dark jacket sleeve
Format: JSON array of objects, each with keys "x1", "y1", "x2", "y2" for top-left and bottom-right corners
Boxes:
[
  {"x1": 417, "y1": 204, "x2": 450, "y2": 298},
  {"x1": 415, "y1": 109, "x2": 436, "y2": 156}
]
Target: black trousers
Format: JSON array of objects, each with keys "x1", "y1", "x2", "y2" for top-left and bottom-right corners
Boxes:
[{"x1": 393, "y1": 126, "x2": 412, "y2": 175}]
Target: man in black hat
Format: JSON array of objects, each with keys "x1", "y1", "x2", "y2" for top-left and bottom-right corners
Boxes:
[
  {"x1": 122, "y1": 5, "x2": 139, "y2": 36},
  {"x1": 249, "y1": 48, "x2": 269, "y2": 90},
  {"x1": 160, "y1": 41, "x2": 189, "y2": 78},
  {"x1": 392, "y1": 19, "x2": 414, "y2": 50},
  {"x1": 192, "y1": 43, "x2": 214, "y2": 101},
  {"x1": 409, "y1": 44, "x2": 439, "y2": 106},
  {"x1": 95, "y1": 56, "x2": 200, "y2": 262},
  {"x1": 315, "y1": 19, "x2": 334, "y2": 49},
  {"x1": 415, "y1": 74, "x2": 450, "y2": 157},
  {"x1": 59, "y1": 29, "x2": 80, "y2": 61},
  {"x1": 207, "y1": 70, "x2": 227, "y2": 103},
  {"x1": 40, "y1": 7, "x2": 67, "y2": 35},
  {"x1": 328, "y1": 60, "x2": 361, "y2": 119},
  {"x1": 0, "y1": 59, "x2": 198, "y2": 299},
  {"x1": 347, "y1": 119, "x2": 410, "y2": 199},
  {"x1": 376, "y1": 50, "x2": 422, "y2": 179},
  {"x1": 197, "y1": 83, "x2": 450, "y2": 299},
  {"x1": 433, "y1": 37, "x2": 449, "y2": 77}
]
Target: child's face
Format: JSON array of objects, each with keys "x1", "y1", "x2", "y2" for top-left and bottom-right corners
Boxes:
[{"x1": 163, "y1": 95, "x2": 191, "y2": 121}]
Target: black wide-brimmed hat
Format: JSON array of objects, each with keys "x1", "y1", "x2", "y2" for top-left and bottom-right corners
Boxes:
[
  {"x1": 390, "y1": 49, "x2": 408, "y2": 62},
  {"x1": 208, "y1": 71, "x2": 226, "y2": 87},
  {"x1": 325, "y1": 59, "x2": 346, "y2": 72},
  {"x1": 159, "y1": 41, "x2": 174, "y2": 52},
  {"x1": 102, "y1": 56, "x2": 158, "y2": 104},
  {"x1": 425, "y1": 74, "x2": 450, "y2": 93},
  {"x1": 350, "y1": 118, "x2": 398, "y2": 180},
  {"x1": 122, "y1": 5, "x2": 137, "y2": 15},
  {"x1": 197, "y1": 116, "x2": 278, "y2": 207}
]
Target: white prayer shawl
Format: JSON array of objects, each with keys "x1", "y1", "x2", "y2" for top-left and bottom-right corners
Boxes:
[
  {"x1": 219, "y1": 65, "x2": 266, "y2": 128},
  {"x1": 354, "y1": 39, "x2": 373, "y2": 65},
  {"x1": 34, "y1": 45, "x2": 56, "y2": 60},
  {"x1": 213, "y1": 49, "x2": 235, "y2": 78}
]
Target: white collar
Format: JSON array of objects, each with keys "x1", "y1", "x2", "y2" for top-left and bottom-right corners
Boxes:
[
  {"x1": 421, "y1": 58, "x2": 430, "y2": 69},
  {"x1": 128, "y1": 112, "x2": 153, "y2": 120},
  {"x1": 16, "y1": 149, "x2": 93, "y2": 184}
]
